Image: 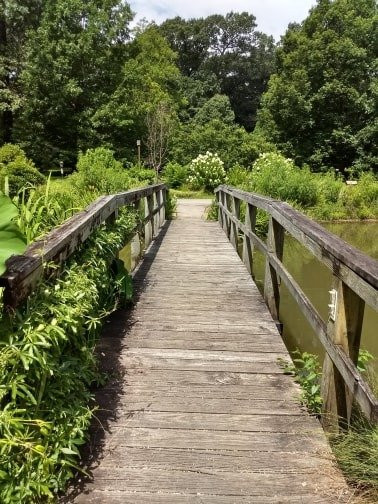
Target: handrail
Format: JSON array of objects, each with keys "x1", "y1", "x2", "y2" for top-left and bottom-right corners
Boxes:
[
  {"x1": 0, "y1": 183, "x2": 167, "y2": 309},
  {"x1": 215, "y1": 184, "x2": 378, "y2": 429}
]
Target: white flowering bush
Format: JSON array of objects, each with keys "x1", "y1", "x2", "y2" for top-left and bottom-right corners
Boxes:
[{"x1": 187, "y1": 151, "x2": 226, "y2": 191}]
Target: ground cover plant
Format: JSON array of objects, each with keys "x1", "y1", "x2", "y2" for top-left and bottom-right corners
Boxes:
[
  {"x1": 279, "y1": 349, "x2": 378, "y2": 500},
  {"x1": 0, "y1": 210, "x2": 136, "y2": 503}
]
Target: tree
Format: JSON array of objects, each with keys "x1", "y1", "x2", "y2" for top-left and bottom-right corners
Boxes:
[
  {"x1": 159, "y1": 12, "x2": 275, "y2": 130},
  {"x1": 92, "y1": 25, "x2": 182, "y2": 162},
  {"x1": 14, "y1": 0, "x2": 133, "y2": 168},
  {"x1": 169, "y1": 118, "x2": 275, "y2": 169},
  {"x1": 256, "y1": 0, "x2": 378, "y2": 174},
  {"x1": 146, "y1": 102, "x2": 175, "y2": 175},
  {"x1": 0, "y1": 0, "x2": 42, "y2": 143},
  {"x1": 193, "y1": 94, "x2": 235, "y2": 125}
]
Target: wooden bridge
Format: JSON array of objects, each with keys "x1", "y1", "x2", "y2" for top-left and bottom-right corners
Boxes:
[{"x1": 2, "y1": 184, "x2": 377, "y2": 503}]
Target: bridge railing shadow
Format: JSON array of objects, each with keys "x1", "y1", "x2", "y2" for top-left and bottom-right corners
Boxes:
[{"x1": 61, "y1": 219, "x2": 171, "y2": 502}]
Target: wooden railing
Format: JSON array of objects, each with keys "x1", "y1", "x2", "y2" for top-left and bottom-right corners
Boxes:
[
  {"x1": 215, "y1": 185, "x2": 378, "y2": 429},
  {"x1": 0, "y1": 183, "x2": 167, "y2": 309}
]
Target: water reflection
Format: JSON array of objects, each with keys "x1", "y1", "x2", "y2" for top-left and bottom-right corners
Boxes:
[{"x1": 247, "y1": 222, "x2": 378, "y2": 371}]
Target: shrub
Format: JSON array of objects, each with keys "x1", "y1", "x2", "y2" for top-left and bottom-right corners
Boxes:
[
  {"x1": 0, "y1": 144, "x2": 45, "y2": 196},
  {"x1": 126, "y1": 165, "x2": 156, "y2": 185},
  {"x1": 250, "y1": 153, "x2": 319, "y2": 207},
  {"x1": 227, "y1": 164, "x2": 252, "y2": 188},
  {"x1": 338, "y1": 173, "x2": 378, "y2": 218},
  {"x1": 73, "y1": 148, "x2": 133, "y2": 194},
  {"x1": 0, "y1": 143, "x2": 26, "y2": 164},
  {"x1": 315, "y1": 172, "x2": 343, "y2": 204},
  {"x1": 162, "y1": 162, "x2": 188, "y2": 188},
  {"x1": 188, "y1": 152, "x2": 226, "y2": 191}
]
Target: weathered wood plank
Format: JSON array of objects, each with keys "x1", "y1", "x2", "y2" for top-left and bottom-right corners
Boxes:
[
  {"x1": 71, "y1": 491, "x2": 345, "y2": 504},
  {"x1": 67, "y1": 199, "x2": 349, "y2": 503},
  {"x1": 88, "y1": 446, "x2": 334, "y2": 473},
  {"x1": 69, "y1": 468, "x2": 348, "y2": 499}
]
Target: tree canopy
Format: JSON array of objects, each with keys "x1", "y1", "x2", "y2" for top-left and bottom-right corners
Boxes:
[
  {"x1": 0, "y1": 1, "x2": 376, "y2": 176},
  {"x1": 159, "y1": 12, "x2": 275, "y2": 130},
  {"x1": 256, "y1": 0, "x2": 378, "y2": 174}
]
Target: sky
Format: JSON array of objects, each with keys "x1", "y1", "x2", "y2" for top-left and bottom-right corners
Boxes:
[{"x1": 129, "y1": 0, "x2": 317, "y2": 41}]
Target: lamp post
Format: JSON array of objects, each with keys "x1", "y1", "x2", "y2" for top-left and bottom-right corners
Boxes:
[{"x1": 137, "y1": 139, "x2": 141, "y2": 165}]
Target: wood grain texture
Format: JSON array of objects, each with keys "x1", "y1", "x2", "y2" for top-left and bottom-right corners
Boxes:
[
  {"x1": 65, "y1": 199, "x2": 350, "y2": 503},
  {"x1": 217, "y1": 186, "x2": 378, "y2": 424}
]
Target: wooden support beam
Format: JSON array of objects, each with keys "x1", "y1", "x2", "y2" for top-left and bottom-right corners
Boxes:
[
  {"x1": 220, "y1": 192, "x2": 228, "y2": 235},
  {"x1": 322, "y1": 278, "x2": 365, "y2": 431},
  {"x1": 230, "y1": 196, "x2": 241, "y2": 250},
  {"x1": 242, "y1": 203, "x2": 257, "y2": 276},
  {"x1": 144, "y1": 194, "x2": 154, "y2": 247},
  {"x1": 264, "y1": 217, "x2": 284, "y2": 321}
]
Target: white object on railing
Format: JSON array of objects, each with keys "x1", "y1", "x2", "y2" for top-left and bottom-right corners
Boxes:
[{"x1": 328, "y1": 289, "x2": 338, "y2": 322}]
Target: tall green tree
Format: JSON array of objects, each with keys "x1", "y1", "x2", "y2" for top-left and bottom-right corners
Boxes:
[
  {"x1": 256, "y1": 0, "x2": 378, "y2": 174},
  {"x1": 0, "y1": 0, "x2": 42, "y2": 143},
  {"x1": 92, "y1": 25, "x2": 182, "y2": 162},
  {"x1": 15, "y1": 0, "x2": 133, "y2": 168},
  {"x1": 160, "y1": 12, "x2": 275, "y2": 130}
]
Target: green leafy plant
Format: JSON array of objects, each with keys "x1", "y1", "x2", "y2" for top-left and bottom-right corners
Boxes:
[
  {"x1": 279, "y1": 350, "x2": 323, "y2": 415},
  {"x1": 206, "y1": 200, "x2": 219, "y2": 221},
  {"x1": 162, "y1": 162, "x2": 188, "y2": 188},
  {"x1": 165, "y1": 192, "x2": 177, "y2": 219},
  {"x1": 357, "y1": 349, "x2": 374, "y2": 373},
  {"x1": 15, "y1": 176, "x2": 79, "y2": 243},
  {"x1": 0, "y1": 193, "x2": 27, "y2": 275},
  {"x1": 0, "y1": 209, "x2": 136, "y2": 503},
  {"x1": 126, "y1": 165, "x2": 156, "y2": 185},
  {"x1": 0, "y1": 144, "x2": 45, "y2": 197}
]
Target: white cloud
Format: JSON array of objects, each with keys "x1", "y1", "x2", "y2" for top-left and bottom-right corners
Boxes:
[{"x1": 129, "y1": 0, "x2": 317, "y2": 40}]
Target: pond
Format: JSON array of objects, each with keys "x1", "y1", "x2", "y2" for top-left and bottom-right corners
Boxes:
[{"x1": 249, "y1": 221, "x2": 378, "y2": 372}]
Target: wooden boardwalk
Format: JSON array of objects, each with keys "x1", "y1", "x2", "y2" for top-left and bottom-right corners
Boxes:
[{"x1": 68, "y1": 199, "x2": 350, "y2": 503}]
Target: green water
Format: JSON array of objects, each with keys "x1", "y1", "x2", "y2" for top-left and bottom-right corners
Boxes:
[{"x1": 250, "y1": 222, "x2": 378, "y2": 370}]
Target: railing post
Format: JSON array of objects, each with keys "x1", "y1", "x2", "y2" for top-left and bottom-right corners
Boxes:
[
  {"x1": 216, "y1": 190, "x2": 223, "y2": 228},
  {"x1": 229, "y1": 195, "x2": 241, "y2": 250},
  {"x1": 144, "y1": 194, "x2": 154, "y2": 248},
  {"x1": 220, "y1": 191, "x2": 229, "y2": 235},
  {"x1": 321, "y1": 278, "x2": 365, "y2": 431},
  {"x1": 157, "y1": 188, "x2": 165, "y2": 227},
  {"x1": 153, "y1": 190, "x2": 159, "y2": 236},
  {"x1": 242, "y1": 203, "x2": 257, "y2": 276},
  {"x1": 264, "y1": 217, "x2": 284, "y2": 321}
]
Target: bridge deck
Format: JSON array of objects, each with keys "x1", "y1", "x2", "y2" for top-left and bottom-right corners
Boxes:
[{"x1": 70, "y1": 199, "x2": 350, "y2": 503}]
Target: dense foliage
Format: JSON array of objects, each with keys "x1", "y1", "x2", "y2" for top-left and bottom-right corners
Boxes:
[
  {"x1": 0, "y1": 144, "x2": 45, "y2": 196},
  {"x1": 226, "y1": 153, "x2": 378, "y2": 220},
  {"x1": 0, "y1": 193, "x2": 26, "y2": 274},
  {"x1": 159, "y1": 12, "x2": 275, "y2": 130},
  {"x1": 256, "y1": 0, "x2": 378, "y2": 175},
  {"x1": 0, "y1": 211, "x2": 136, "y2": 503}
]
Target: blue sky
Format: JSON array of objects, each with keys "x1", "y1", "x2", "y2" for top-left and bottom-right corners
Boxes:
[{"x1": 129, "y1": 0, "x2": 317, "y2": 41}]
